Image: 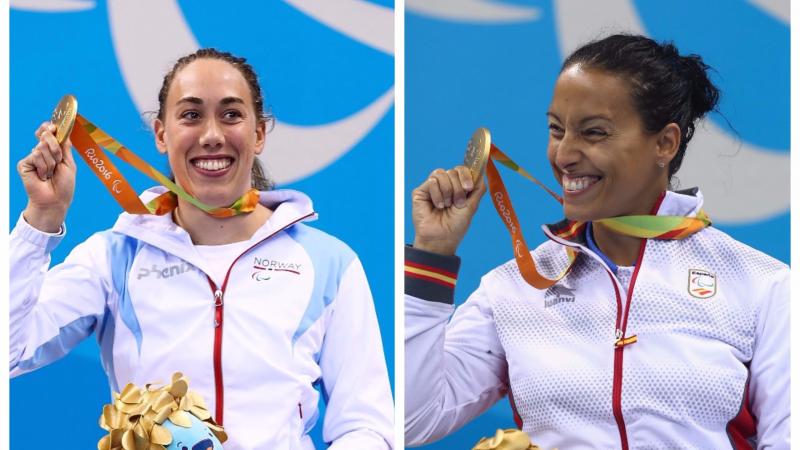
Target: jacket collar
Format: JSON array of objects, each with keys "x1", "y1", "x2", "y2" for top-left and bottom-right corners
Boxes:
[
  {"x1": 111, "y1": 186, "x2": 318, "y2": 268},
  {"x1": 541, "y1": 188, "x2": 705, "y2": 246}
]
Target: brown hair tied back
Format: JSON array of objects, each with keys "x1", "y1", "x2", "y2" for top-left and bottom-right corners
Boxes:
[{"x1": 158, "y1": 48, "x2": 275, "y2": 191}]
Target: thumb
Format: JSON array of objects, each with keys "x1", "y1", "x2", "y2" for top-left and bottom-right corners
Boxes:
[
  {"x1": 465, "y1": 175, "x2": 487, "y2": 212},
  {"x1": 61, "y1": 137, "x2": 76, "y2": 168}
]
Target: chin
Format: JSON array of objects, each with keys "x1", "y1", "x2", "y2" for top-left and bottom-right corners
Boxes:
[{"x1": 563, "y1": 205, "x2": 600, "y2": 223}]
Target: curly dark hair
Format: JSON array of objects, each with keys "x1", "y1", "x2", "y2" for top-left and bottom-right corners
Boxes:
[{"x1": 562, "y1": 34, "x2": 721, "y2": 182}]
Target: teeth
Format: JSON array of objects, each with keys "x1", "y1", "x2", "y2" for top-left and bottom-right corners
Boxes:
[
  {"x1": 563, "y1": 175, "x2": 599, "y2": 193},
  {"x1": 193, "y1": 158, "x2": 232, "y2": 171}
]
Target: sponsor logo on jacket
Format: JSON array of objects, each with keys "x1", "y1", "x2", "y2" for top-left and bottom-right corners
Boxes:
[
  {"x1": 137, "y1": 261, "x2": 196, "y2": 280},
  {"x1": 544, "y1": 285, "x2": 575, "y2": 308},
  {"x1": 252, "y1": 257, "x2": 303, "y2": 281},
  {"x1": 688, "y1": 269, "x2": 716, "y2": 299}
]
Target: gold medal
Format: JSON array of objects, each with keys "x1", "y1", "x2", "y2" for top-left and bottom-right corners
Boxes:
[
  {"x1": 464, "y1": 127, "x2": 491, "y2": 183},
  {"x1": 49, "y1": 94, "x2": 78, "y2": 145}
]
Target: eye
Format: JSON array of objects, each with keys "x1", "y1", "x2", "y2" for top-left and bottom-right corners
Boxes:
[
  {"x1": 548, "y1": 123, "x2": 564, "y2": 138},
  {"x1": 180, "y1": 110, "x2": 201, "y2": 121},
  {"x1": 583, "y1": 128, "x2": 608, "y2": 138},
  {"x1": 222, "y1": 109, "x2": 244, "y2": 121}
]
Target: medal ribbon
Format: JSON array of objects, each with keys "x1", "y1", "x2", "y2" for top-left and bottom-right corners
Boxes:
[
  {"x1": 68, "y1": 115, "x2": 260, "y2": 218},
  {"x1": 484, "y1": 143, "x2": 711, "y2": 290}
]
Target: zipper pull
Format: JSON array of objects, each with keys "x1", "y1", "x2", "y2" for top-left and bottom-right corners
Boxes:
[
  {"x1": 213, "y1": 290, "x2": 224, "y2": 328},
  {"x1": 614, "y1": 328, "x2": 638, "y2": 348},
  {"x1": 615, "y1": 334, "x2": 638, "y2": 348}
]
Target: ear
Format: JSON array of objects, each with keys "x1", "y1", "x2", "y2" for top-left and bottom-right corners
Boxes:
[
  {"x1": 656, "y1": 122, "x2": 681, "y2": 163},
  {"x1": 254, "y1": 119, "x2": 267, "y2": 155},
  {"x1": 154, "y1": 119, "x2": 168, "y2": 155}
]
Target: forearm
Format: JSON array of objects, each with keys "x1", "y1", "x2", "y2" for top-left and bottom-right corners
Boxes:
[
  {"x1": 9, "y1": 216, "x2": 109, "y2": 376},
  {"x1": 404, "y1": 247, "x2": 508, "y2": 446},
  {"x1": 321, "y1": 258, "x2": 394, "y2": 448},
  {"x1": 9, "y1": 214, "x2": 64, "y2": 368}
]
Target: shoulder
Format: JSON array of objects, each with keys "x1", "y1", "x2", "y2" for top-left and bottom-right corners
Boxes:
[
  {"x1": 687, "y1": 227, "x2": 788, "y2": 281},
  {"x1": 283, "y1": 223, "x2": 358, "y2": 269}
]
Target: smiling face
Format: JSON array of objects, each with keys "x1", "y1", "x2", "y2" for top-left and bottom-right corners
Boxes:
[
  {"x1": 547, "y1": 65, "x2": 677, "y2": 222},
  {"x1": 154, "y1": 58, "x2": 266, "y2": 207}
]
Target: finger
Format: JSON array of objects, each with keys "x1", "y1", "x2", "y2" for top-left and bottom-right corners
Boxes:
[
  {"x1": 31, "y1": 147, "x2": 50, "y2": 180},
  {"x1": 17, "y1": 153, "x2": 37, "y2": 176},
  {"x1": 42, "y1": 130, "x2": 63, "y2": 167},
  {"x1": 454, "y1": 165, "x2": 475, "y2": 192},
  {"x1": 431, "y1": 169, "x2": 454, "y2": 208},
  {"x1": 37, "y1": 140, "x2": 58, "y2": 179},
  {"x1": 446, "y1": 169, "x2": 467, "y2": 208},
  {"x1": 423, "y1": 177, "x2": 445, "y2": 209},
  {"x1": 34, "y1": 121, "x2": 53, "y2": 140}
]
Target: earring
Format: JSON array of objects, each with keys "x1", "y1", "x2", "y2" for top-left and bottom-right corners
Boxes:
[{"x1": 657, "y1": 161, "x2": 666, "y2": 168}]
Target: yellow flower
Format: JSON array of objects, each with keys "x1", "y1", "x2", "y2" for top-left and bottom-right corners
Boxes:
[
  {"x1": 97, "y1": 372, "x2": 227, "y2": 450},
  {"x1": 472, "y1": 429, "x2": 548, "y2": 450}
]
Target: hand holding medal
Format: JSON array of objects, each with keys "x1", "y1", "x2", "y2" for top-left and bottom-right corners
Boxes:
[
  {"x1": 410, "y1": 131, "x2": 488, "y2": 256},
  {"x1": 17, "y1": 96, "x2": 79, "y2": 233},
  {"x1": 19, "y1": 94, "x2": 261, "y2": 232},
  {"x1": 412, "y1": 127, "x2": 712, "y2": 290}
]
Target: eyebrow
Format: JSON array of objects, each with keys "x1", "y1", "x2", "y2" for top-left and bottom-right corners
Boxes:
[
  {"x1": 546, "y1": 112, "x2": 612, "y2": 124},
  {"x1": 176, "y1": 96, "x2": 246, "y2": 106}
]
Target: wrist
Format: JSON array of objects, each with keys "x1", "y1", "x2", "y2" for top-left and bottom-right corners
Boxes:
[
  {"x1": 405, "y1": 245, "x2": 461, "y2": 305},
  {"x1": 412, "y1": 237, "x2": 458, "y2": 256},
  {"x1": 23, "y1": 206, "x2": 67, "y2": 233}
]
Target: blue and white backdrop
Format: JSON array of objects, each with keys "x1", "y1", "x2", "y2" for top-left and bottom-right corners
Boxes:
[
  {"x1": 405, "y1": 0, "x2": 788, "y2": 448},
  {"x1": 10, "y1": 1, "x2": 393, "y2": 448}
]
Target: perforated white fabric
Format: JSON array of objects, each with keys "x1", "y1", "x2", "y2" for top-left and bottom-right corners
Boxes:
[
  {"x1": 486, "y1": 228, "x2": 787, "y2": 449},
  {"x1": 405, "y1": 191, "x2": 789, "y2": 449}
]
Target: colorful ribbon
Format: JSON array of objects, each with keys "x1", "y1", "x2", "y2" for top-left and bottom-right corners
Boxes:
[
  {"x1": 69, "y1": 114, "x2": 260, "y2": 218},
  {"x1": 484, "y1": 142, "x2": 711, "y2": 290}
]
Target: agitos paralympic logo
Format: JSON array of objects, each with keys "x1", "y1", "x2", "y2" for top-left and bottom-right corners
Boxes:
[
  {"x1": 251, "y1": 257, "x2": 303, "y2": 281},
  {"x1": 688, "y1": 269, "x2": 717, "y2": 299}
]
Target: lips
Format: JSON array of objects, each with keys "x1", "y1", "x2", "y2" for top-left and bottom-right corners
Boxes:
[{"x1": 562, "y1": 174, "x2": 601, "y2": 194}]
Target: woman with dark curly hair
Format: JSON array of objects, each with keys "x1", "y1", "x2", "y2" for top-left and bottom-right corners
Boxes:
[{"x1": 405, "y1": 34, "x2": 788, "y2": 449}]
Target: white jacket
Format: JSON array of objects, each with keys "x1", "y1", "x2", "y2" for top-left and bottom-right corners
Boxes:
[
  {"x1": 405, "y1": 190, "x2": 789, "y2": 449},
  {"x1": 10, "y1": 187, "x2": 394, "y2": 450}
]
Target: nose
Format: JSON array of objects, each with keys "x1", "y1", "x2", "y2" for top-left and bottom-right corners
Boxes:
[
  {"x1": 551, "y1": 130, "x2": 582, "y2": 172},
  {"x1": 199, "y1": 118, "x2": 224, "y2": 150}
]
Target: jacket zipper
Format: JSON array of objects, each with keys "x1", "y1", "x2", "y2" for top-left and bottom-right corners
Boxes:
[
  {"x1": 542, "y1": 192, "x2": 665, "y2": 449},
  {"x1": 608, "y1": 230, "x2": 650, "y2": 450},
  {"x1": 204, "y1": 212, "x2": 316, "y2": 425}
]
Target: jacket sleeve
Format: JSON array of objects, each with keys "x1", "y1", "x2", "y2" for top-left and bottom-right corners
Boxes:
[
  {"x1": 9, "y1": 214, "x2": 111, "y2": 377},
  {"x1": 404, "y1": 246, "x2": 508, "y2": 446},
  {"x1": 750, "y1": 267, "x2": 790, "y2": 449},
  {"x1": 320, "y1": 256, "x2": 394, "y2": 450}
]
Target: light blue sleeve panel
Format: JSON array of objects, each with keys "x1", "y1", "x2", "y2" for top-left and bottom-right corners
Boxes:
[{"x1": 286, "y1": 224, "x2": 356, "y2": 344}]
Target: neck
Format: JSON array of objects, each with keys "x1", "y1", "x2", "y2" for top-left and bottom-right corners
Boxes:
[
  {"x1": 591, "y1": 223, "x2": 642, "y2": 267},
  {"x1": 590, "y1": 189, "x2": 666, "y2": 267},
  {"x1": 174, "y1": 199, "x2": 272, "y2": 245}
]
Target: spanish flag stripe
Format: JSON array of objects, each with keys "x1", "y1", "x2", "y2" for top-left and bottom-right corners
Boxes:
[
  {"x1": 405, "y1": 260, "x2": 458, "y2": 279},
  {"x1": 405, "y1": 266, "x2": 457, "y2": 287}
]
